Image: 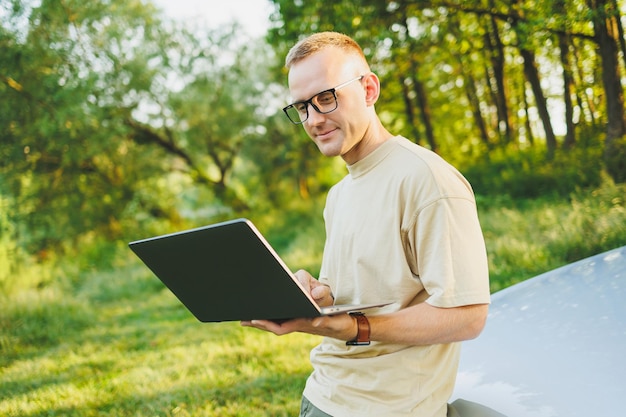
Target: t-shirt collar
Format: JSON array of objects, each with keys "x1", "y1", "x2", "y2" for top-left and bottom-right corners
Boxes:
[{"x1": 346, "y1": 136, "x2": 400, "y2": 178}]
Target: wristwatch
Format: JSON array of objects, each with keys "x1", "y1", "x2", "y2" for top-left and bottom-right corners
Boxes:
[{"x1": 346, "y1": 312, "x2": 371, "y2": 346}]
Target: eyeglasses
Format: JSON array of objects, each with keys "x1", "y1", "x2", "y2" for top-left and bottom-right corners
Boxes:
[{"x1": 282, "y1": 75, "x2": 365, "y2": 124}]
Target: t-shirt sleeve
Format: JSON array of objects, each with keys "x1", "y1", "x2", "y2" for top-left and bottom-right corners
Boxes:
[{"x1": 408, "y1": 197, "x2": 491, "y2": 308}]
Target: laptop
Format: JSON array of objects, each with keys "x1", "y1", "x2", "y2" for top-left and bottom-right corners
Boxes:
[{"x1": 128, "y1": 218, "x2": 390, "y2": 322}]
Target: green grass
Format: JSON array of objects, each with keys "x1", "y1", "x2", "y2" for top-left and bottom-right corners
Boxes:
[
  {"x1": 1, "y1": 180, "x2": 625, "y2": 416},
  {"x1": 1, "y1": 264, "x2": 318, "y2": 416},
  {"x1": 479, "y1": 179, "x2": 626, "y2": 291}
]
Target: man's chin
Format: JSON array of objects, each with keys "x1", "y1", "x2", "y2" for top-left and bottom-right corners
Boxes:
[{"x1": 315, "y1": 142, "x2": 342, "y2": 158}]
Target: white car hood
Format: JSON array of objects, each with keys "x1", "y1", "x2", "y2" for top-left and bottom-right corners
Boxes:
[{"x1": 451, "y1": 246, "x2": 626, "y2": 417}]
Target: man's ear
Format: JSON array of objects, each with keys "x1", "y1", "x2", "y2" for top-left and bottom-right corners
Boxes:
[{"x1": 362, "y1": 73, "x2": 381, "y2": 106}]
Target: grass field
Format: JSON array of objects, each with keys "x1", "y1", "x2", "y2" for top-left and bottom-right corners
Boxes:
[
  {"x1": 1, "y1": 181, "x2": 625, "y2": 416},
  {"x1": 0, "y1": 263, "x2": 319, "y2": 416}
]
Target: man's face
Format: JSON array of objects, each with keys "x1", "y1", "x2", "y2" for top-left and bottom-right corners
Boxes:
[{"x1": 287, "y1": 48, "x2": 371, "y2": 163}]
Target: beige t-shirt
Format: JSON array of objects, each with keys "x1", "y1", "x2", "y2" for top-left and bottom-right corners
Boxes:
[{"x1": 303, "y1": 136, "x2": 490, "y2": 417}]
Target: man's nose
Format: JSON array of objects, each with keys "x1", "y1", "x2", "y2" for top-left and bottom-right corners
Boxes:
[{"x1": 305, "y1": 103, "x2": 325, "y2": 125}]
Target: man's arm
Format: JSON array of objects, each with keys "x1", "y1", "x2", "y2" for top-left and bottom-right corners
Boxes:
[
  {"x1": 369, "y1": 302, "x2": 488, "y2": 345},
  {"x1": 241, "y1": 289, "x2": 488, "y2": 346}
]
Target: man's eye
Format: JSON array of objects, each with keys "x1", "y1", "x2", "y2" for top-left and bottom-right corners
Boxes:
[
  {"x1": 294, "y1": 103, "x2": 307, "y2": 112},
  {"x1": 316, "y1": 92, "x2": 335, "y2": 105}
]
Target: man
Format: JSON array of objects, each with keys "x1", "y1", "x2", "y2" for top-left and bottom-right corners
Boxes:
[{"x1": 241, "y1": 32, "x2": 490, "y2": 417}]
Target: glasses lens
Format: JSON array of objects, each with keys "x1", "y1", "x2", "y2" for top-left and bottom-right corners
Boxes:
[
  {"x1": 313, "y1": 91, "x2": 337, "y2": 112},
  {"x1": 285, "y1": 104, "x2": 307, "y2": 124}
]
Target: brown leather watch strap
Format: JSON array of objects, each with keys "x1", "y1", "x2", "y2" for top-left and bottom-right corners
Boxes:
[{"x1": 346, "y1": 312, "x2": 370, "y2": 346}]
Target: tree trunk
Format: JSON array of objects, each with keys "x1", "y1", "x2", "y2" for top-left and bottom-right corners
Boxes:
[
  {"x1": 413, "y1": 76, "x2": 438, "y2": 153},
  {"x1": 553, "y1": 0, "x2": 576, "y2": 148},
  {"x1": 520, "y1": 47, "x2": 558, "y2": 157},
  {"x1": 448, "y1": 16, "x2": 491, "y2": 147},
  {"x1": 610, "y1": 0, "x2": 626, "y2": 71},
  {"x1": 508, "y1": 0, "x2": 557, "y2": 156},
  {"x1": 404, "y1": 23, "x2": 438, "y2": 152},
  {"x1": 462, "y1": 65, "x2": 491, "y2": 147},
  {"x1": 399, "y1": 74, "x2": 423, "y2": 146},
  {"x1": 558, "y1": 32, "x2": 576, "y2": 149},
  {"x1": 521, "y1": 77, "x2": 535, "y2": 146},
  {"x1": 397, "y1": 13, "x2": 437, "y2": 152},
  {"x1": 482, "y1": 8, "x2": 512, "y2": 145},
  {"x1": 571, "y1": 38, "x2": 598, "y2": 126},
  {"x1": 588, "y1": 0, "x2": 626, "y2": 182}
]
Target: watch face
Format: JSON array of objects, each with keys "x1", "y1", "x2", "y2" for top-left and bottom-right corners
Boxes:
[{"x1": 346, "y1": 340, "x2": 371, "y2": 346}]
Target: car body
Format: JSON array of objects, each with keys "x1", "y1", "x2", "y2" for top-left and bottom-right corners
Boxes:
[{"x1": 449, "y1": 245, "x2": 626, "y2": 417}]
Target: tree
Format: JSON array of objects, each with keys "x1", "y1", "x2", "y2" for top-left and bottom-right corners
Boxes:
[
  {"x1": 125, "y1": 27, "x2": 272, "y2": 212},
  {"x1": 0, "y1": 0, "x2": 290, "y2": 253},
  {"x1": 483, "y1": 9, "x2": 514, "y2": 145},
  {"x1": 587, "y1": 0, "x2": 626, "y2": 182},
  {"x1": 553, "y1": 0, "x2": 577, "y2": 148},
  {"x1": 1, "y1": 0, "x2": 168, "y2": 250}
]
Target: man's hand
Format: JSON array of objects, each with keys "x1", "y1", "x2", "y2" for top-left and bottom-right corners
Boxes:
[
  {"x1": 240, "y1": 313, "x2": 357, "y2": 340},
  {"x1": 240, "y1": 269, "x2": 359, "y2": 340},
  {"x1": 294, "y1": 269, "x2": 334, "y2": 307}
]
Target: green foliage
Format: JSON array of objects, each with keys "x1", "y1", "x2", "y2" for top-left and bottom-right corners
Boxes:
[
  {"x1": 604, "y1": 134, "x2": 626, "y2": 183},
  {"x1": 1, "y1": 181, "x2": 624, "y2": 415},
  {"x1": 0, "y1": 193, "x2": 19, "y2": 291},
  {"x1": 261, "y1": 197, "x2": 327, "y2": 277},
  {"x1": 461, "y1": 138, "x2": 605, "y2": 198},
  {"x1": 0, "y1": 0, "x2": 179, "y2": 253},
  {"x1": 478, "y1": 179, "x2": 626, "y2": 291},
  {"x1": 3, "y1": 0, "x2": 625, "y2": 265}
]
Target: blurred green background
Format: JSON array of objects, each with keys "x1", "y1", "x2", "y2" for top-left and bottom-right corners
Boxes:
[{"x1": 1, "y1": 0, "x2": 625, "y2": 415}]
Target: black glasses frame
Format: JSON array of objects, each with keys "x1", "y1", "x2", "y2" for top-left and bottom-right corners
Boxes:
[{"x1": 282, "y1": 75, "x2": 365, "y2": 124}]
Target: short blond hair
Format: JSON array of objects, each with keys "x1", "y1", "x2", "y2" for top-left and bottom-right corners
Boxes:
[{"x1": 285, "y1": 31, "x2": 367, "y2": 69}]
